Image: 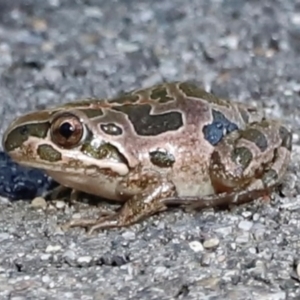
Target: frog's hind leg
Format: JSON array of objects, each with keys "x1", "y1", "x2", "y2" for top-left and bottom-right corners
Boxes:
[{"x1": 164, "y1": 120, "x2": 292, "y2": 210}]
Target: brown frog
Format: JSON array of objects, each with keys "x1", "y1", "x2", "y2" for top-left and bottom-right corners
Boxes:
[{"x1": 2, "y1": 81, "x2": 292, "y2": 233}]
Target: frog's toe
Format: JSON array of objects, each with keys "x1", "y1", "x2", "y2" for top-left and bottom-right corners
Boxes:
[
  {"x1": 62, "y1": 213, "x2": 122, "y2": 233},
  {"x1": 86, "y1": 216, "x2": 121, "y2": 234},
  {"x1": 62, "y1": 218, "x2": 99, "y2": 231}
]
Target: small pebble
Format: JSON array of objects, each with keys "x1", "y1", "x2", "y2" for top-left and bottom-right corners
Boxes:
[
  {"x1": 214, "y1": 226, "x2": 232, "y2": 236},
  {"x1": 248, "y1": 260, "x2": 267, "y2": 280},
  {"x1": 248, "y1": 247, "x2": 257, "y2": 255},
  {"x1": 42, "y1": 275, "x2": 51, "y2": 283},
  {"x1": 116, "y1": 40, "x2": 139, "y2": 53},
  {"x1": 201, "y1": 253, "x2": 212, "y2": 266},
  {"x1": 63, "y1": 250, "x2": 76, "y2": 261},
  {"x1": 40, "y1": 253, "x2": 52, "y2": 261},
  {"x1": 122, "y1": 230, "x2": 136, "y2": 241},
  {"x1": 258, "y1": 249, "x2": 273, "y2": 261},
  {"x1": 238, "y1": 220, "x2": 253, "y2": 231},
  {"x1": 189, "y1": 241, "x2": 204, "y2": 253},
  {"x1": 230, "y1": 243, "x2": 237, "y2": 251},
  {"x1": 241, "y1": 211, "x2": 253, "y2": 218},
  {"x1": 154, "y1": 266, "x2": 170, "y2": 276},
  {"x1": 77, "y1": 256, "x2": 92, "y2": 265},
  {"x1": 41, "y1": 67, "x2": 63, "y2": 83},
  {"x1": 292, "y1": 13, "x2": 300, "y2": 25},
  {"x1": 0, "y1": 233, "x2": 11, "y2": 242},
  {"x1": 31, "y1": 18, "x2": 48, "y2": 32},
  {"x1": 45, "y1": 245, "x2": 62, "y2": 253},
  {"x1": 203, "y1": 238, "x2": 220, "y2": 249},
  {"x1": 71, "y1": 213, "x2": 83, "y2": 220},
  {"x1": 31, "y1": 197, "x2": 47, "y2": 208},
  {"x1": 253, "y1": 213, "x2": 260, "y2": 221},
  {"x1": 219, "y1": 34, "x2": 239, "y2": 50},
  {"x1": 235, "y1": 232, "x2": 250, "y2": 244},
  {"x1": 217, "y1": 255, "x2": 226, "y2": 263},
  {"x1": 296, "y1": 262, "x2": 300, "y2": 278},
  {"x1": 55, "y1": 201, "x2": 66, "y2": 209}
]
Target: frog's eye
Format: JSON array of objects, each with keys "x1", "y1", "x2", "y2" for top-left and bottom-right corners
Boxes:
[{"x1": 50, "y1": 113, "x2": 85, "y2": 148}]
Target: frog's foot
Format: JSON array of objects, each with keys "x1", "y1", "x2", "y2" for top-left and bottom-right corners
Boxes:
[
  {"x1": 45, "y1": 185, "x2": 80, "y2": 204},
  {"x1": 44, "y1": 185, "x2": 69, "y2": 200},
  {"x1": 64, "y1": 214, "x2": 122, "y2": 234},
  {"x1": 163, "y1": 186, "x2": 271, "y2": 212},
  {"x1": 64, "y1": 179, "x2": 176, "y2": 233},
  {"x1": 46, "y1": 186, "x2": 86, "y2": 213}
]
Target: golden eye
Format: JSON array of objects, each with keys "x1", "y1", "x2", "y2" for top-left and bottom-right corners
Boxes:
[{"x1": 51, "y1": 113, "x2": 84, "y2": 148}]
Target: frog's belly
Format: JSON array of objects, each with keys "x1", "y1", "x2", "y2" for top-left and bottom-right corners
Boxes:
[
  {"x1": 46, "y1": 170, "x2": 124, "y2": 201},
  {"x1": 169, "y1": 157, "x2": 215, "y2": 198},
  {"x1": 172, "y1": 172, "x2": 215, "y2": 198}
]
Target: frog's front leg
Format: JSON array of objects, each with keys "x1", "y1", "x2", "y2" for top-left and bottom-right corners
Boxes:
[
  {"x1": 166, "y1": 120, "x2": 292, "y2": 210},
  {"x1": 64, "y1": 169, "x2": 176, "y2": 234}
]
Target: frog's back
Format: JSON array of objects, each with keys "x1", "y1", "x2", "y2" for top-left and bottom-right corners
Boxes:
[
  {"x1": 57, "y1": 81, "x2": 263, "y2": 166},
  {"x1": 92, "y1": 81, "x2": 266, "y2": 197},
  {"x1": 91, "y1": 81, "x2": 262, "y2": 147}
]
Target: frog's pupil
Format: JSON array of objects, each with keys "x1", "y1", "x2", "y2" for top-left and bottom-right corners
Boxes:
[{"x1": 59, "y1": 122, "x2": 74, "y2": 139}]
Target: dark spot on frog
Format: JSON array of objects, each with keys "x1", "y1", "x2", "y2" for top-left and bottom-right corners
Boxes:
[
  {"x1": 149, "y1": 149, "x2": 175, "y2": 168},
  {"x1": 110, "y1": 93, "x2": 140, "y2": 105},
  {"x1": 60, "y1": 99, "x2": 100, "y2": 108},
  {"x1": 81, "y1": 142, "x2": 128, "y2": 164},
  {"x1": 100, "y1": 123, "x2": 123, "y2": 136},
  {"x1": 203, "y1": 109, "x2": 239, "y2": 146},
  {"x1": 179, "y1": 81, "x2": 230, "y2": 107},
  {"x1": 112, "y1": 104, "x2": 183, "y2": 136},
  {"x1": 231, "y1": 146, "x2": 253, "y2": 169},
  {"x1": 4, "y1": 122, "x2": 50, "y2": 152},
  {"x1": 150, "y1": 86, "x2": 174, "y2": 103},
  {"x1": 279, "y1": 126, "x2": 292, "y2": 151},
  {"x1": 259, "y1": 120, "x2": 272, "y2": 128},
  {"x1": 80, "y1": 109, "x2": 104, "y2": 119},
  {"x1": 37, "y1": 144, "x2": 62, "y2": 162},
  {"x1": 240, "y1": 128, "x2": 268, "y2": 152}
]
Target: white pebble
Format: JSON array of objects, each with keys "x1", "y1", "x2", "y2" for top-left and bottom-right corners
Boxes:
[
  {"x1": 122, "y1": 231, "x2": 136, "y2": 241},
  {"x1": 31, "y1": 197, "x2": 47, "y2": 208},
  {"x1": 77, "y1": 256, "x2": 92, "y2": 264},
  {"x1": 55, "y1": 201, "x2": 66, "y2": 209},
  {"x1": 238, "y1": 220, "x2": 253, "y2": 231},
  {"x1": 189, "y1": 241, "x2": 204, "y2": 253},
  {"x1": 203, "y1": 238, "x2": 220, "y2": 249},
  {"x1": 45, "y1": 245, "x2": 62, "y2": 253}
]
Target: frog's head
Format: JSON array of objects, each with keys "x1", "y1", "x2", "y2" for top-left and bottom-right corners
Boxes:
[{"x1": 2, "y1": 101, "x2": 139, "y2": 198}]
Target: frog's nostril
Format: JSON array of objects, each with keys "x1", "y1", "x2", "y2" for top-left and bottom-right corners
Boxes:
[
  {"x1": 19, "y1": 125, "x2": 28, "y2": 136},
  {"x1": 247, "y1": 107, "x2": 257, "y2": 113}
]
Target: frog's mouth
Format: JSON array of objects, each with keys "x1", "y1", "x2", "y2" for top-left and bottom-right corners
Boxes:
[{"x1": 7, "y1": 142, "x2": 130, "y2": 178}]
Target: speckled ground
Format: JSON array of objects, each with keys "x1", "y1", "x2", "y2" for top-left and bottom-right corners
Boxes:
[{"x1": 0, "y1": 0, "x2": 300, "y2": 299}]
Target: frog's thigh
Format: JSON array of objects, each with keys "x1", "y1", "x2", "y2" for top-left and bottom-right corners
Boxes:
[
  {"x1": 260, "y1": 146, "x2": 290, "y2": 187},
  {"x1": 164, "y1": 121, "x2": 292, "y2": 209},
  {"x1": 210, "y1": 119, "x2": 291, "y2": 191},
  {"x1": 165, "y1": 146, "x2": 290, "y2": 210}
]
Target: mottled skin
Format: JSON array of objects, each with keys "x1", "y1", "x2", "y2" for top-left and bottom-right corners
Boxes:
[{"x1": 2, "y1": 81, "x2": 292, "y2": 233}]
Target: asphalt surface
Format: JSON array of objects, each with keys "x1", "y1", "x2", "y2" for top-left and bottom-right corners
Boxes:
[{"x1": 0, "y1": 0, "x2": 300, "y2": 299}]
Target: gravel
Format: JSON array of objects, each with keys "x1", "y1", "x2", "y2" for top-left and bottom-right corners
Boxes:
[{"x1": 0, "y1": 0, "x2": 300, "y2": 299}]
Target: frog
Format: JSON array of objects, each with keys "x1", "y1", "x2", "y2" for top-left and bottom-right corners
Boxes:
[{"x1": 2, "y1": 81, "x2": 292, "y2": 234}]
